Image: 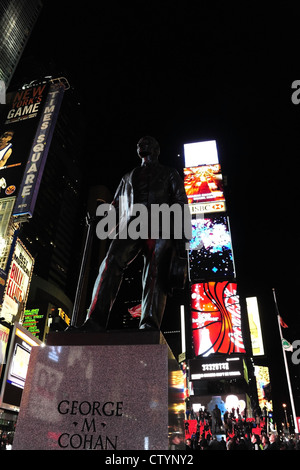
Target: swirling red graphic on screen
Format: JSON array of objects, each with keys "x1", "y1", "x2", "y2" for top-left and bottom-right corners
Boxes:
[{"x1": 191, "y1": 282, "x2": 246, "y2": 356}]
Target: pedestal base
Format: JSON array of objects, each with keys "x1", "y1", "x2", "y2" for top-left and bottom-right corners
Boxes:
[{"x1": 13, "y1": 330, "x2": 185, "y2": 450}]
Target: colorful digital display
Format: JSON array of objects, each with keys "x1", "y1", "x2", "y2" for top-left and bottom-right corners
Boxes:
[
  {"x1": 184, "y1": 140, "x2": 219, "y2": 167},
  {"x1": 0, "y1": 84, "x2": 51, "y2": 201},
  {"x1": 189, "y1": 215, "x2": 235, "y2": 281},
  {"x1": 184, "y1": 164, "x2": 225, "y2": 205},
  {"x1": 254, "y1": 365, "x2": 272, "y2": 411},
  {"x1": 191, "y1": 282, "x2": 246, "y2": 357}
]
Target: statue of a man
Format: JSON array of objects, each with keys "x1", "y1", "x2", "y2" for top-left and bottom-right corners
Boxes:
[{"x1": 73, "y1": 136, "x2": 190, "y2": 332}]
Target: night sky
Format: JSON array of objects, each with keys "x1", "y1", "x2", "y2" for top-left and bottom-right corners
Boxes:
[{"x1": 12, "y1": 2, "x2": 300, "y2": 415}]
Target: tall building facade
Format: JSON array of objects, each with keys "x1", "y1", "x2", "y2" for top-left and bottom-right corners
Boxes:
[{"x1": 0, "y1": 0, "x2": 43, "y2": 89}]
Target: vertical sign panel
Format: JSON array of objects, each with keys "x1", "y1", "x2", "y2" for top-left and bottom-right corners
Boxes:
[
  {"x1": 13, "y1": 83, "x2": 65, "y2": 217},
  {"x1": 191, "y1": 282, "x2": 246, "y2": 357},
  {"x1": 246, "y1": 297, "x2": 264, "y2": 356}
]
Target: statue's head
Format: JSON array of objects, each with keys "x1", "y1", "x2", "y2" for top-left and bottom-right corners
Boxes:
[{"x1": 137, "y1": 136, "x2": 160, "y2": 161}]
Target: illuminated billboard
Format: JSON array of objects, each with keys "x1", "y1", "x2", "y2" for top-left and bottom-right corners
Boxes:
[
  {"x1": 0, "y1": 322, "x2": 41, "y2": 411},
  {"x1": 189, "y1": 356, "x2": 245, "y2": 381},
  {"x1": 254, "y1": 365, "x2": 272, "y2": 411},
  {"x1": 0, "y1": 81, "x2": 65, "y2": 216},
  {"x1": 0, "y1": 83, "x2": 51, "y2": 201},
  {"x1": 189, "y1": 215, "x2": 235, "y2": 281},
  {"x1": 0, "y1": 239, "x2": 34, "y2": 323},
  {"x1": 191, "y1": 282, "x2": 246, "y2": 357},
  {"x1": 22, "y1": 308, "x2": 45, "y2": 340},
  {"x1": 184, "y1": 140, "x2": 219, "y2": 167},
  {"x1": 0, "y1": 323, "x2": 10, "y2": 378},
  {"x1": 184, "y1": 164, "x2": 225, "y2": 205},
  {"x1": 246, "y1": 297, "x2": 264, "y2": 356}
]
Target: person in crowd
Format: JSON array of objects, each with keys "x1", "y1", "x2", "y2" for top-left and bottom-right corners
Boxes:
[
  {"x1": 268, "y1": 433, "x2": 280, "y2": 450},
  {"x1": 219, "y1": 436, "x2": 226, "y2": 450},
  {"x1": 261, "y1": 434, "x2": 270, "y2": 450},
  {"x1": 212, "y1": 404, "x2": 222, "y2": 434},
  {"x1": 251, "y1": 433, "x2": 263, "y2": 450},
  {"x1": 185, "y1": 438, "x2": 192, "y2": 450},
  {"x1": 226, "y1": 436, "x2": 238, "y2": 450}
]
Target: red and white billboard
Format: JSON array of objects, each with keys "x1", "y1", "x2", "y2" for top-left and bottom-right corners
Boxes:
[
  {"x1": 191, "y1": 282, "x2": 246, "y2": 357},
  {"x1": 0, "y1": 239, "x2": 34, "y2": 324}
]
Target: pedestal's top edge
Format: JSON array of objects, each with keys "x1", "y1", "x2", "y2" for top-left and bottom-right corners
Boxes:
[{"x1": 46, "y1": 329, "x2": 168, "y2": 347}]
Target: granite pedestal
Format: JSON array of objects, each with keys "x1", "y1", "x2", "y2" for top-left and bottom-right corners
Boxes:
[{"x1": 13, "y1": 330, "x2": 185, "y2": 450}]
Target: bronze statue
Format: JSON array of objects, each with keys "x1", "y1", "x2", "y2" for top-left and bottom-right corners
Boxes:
[{"x1": 71, "y1": 136, "x2": 190, "y2": 332}]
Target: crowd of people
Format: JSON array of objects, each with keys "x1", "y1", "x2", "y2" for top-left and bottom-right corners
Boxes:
[
  {"x1": 184, "y1": 406, "x2": 300, "y2": 450},
  {"x1": 0, "y1": 433, "x2": 13, "y2": 450}
]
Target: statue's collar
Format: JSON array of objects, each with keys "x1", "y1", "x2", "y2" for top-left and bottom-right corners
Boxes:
[{"x1": 141, "y1": 159, "x2": 159, "y2": 168}]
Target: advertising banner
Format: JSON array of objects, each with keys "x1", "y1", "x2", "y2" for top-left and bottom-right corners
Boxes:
[
  {"x1": 191, "y1": 282, "x2": 246, "y2": 357},
  {"x1": 0, "y1": 83, "x2": 50, "y2": 201},
  {"x1": 13, "y1": 82, "x2": 65, "y2": 217},
  {"x1": 246, "y1": 297, "x2": 264, "y2": 356},
  {"x1": 254, "y1": 365, "x2": 272, "y2": 410},
  {"x1": 0, "y1": 323, "x2": 10, "y2": 378},
  {"x1": 0, "y1": 239, "x2": 34, "y2": 323}
]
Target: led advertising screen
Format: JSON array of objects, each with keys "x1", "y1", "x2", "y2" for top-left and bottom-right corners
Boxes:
[
  {"x1": 189, "y1": 215, "x2": 235, "y2": 281},
  {"x1": 254, "y1": 365, "x2": 272, "y2": 411},
  {"x1": 191, "y1": 282, "x2": 246, "y2": 357},
  {"x1": 184, "y1": 140, "x2": 219, "y2": 167},
  {"x1": 0, "y1": 323, "x2": 41, "y2": 410},
  {"x1": 184, "y1": 164, "x2": 225, "y2": 205}
]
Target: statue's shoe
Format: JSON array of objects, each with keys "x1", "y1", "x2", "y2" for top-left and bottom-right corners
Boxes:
[{"x1": 64, "y1": 318, "x2": 106, "y2": 333}]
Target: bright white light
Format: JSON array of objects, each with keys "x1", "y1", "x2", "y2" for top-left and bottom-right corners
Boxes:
[{"x1": 184, "y1": 140, "x2": 219, "y2": 167}]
